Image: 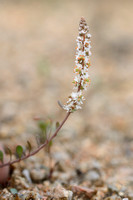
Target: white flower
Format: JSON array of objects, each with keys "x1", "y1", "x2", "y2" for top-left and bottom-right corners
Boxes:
[
  {"x1": 63, "y1": 17, "x2": 91, "y2": 112},
  {"x1": 86, "y1": 33, "x2": 91, "y2": 38},
  {"x1": 74, "y1": 76, "x2": 80, "y2": 83},
  {"x1": 83, "y1": 73, "x2": 89, "y2": 79},
  {"x1": 75, "y1": 105, "x2": 82, "y2": 110},
  {"x1": 71, "y1": 92, "x2": 78, "y2": 100}
]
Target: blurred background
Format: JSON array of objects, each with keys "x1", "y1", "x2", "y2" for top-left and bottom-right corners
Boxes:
[{"x1": 0, "y1": 0, "x2": 133, "y2": 192}]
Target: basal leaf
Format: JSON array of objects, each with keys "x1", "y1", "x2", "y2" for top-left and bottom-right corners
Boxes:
[
  {"x1": 49, "y1": 140, "x2": 53, "y2": 147},
  {"x1": 56, "y1": 122, "x2": 60, "y2": 129},
  {"x1": 16, "y1": 145, "x2": 23, "y2": 159},
  {"x1": 27, "y1": 141, "x2": 32, "y2": 153},
  {"x1": 38, "y1": 120, "x2": 47, "y2": 133},
  {"x1": 6, "y1": 147, "x2": 12, "y2": 161},
  {"x1": 0, "y1": 150, "x2": 4, "y2": 163}
]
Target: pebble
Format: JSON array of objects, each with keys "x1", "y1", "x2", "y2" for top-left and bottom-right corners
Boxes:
[
  {"x1": 70, "y1": 185, "x2": 96, "y2": 199},
  {"x1": 47, "y1": 185, "x2": 73, "y2": 200},
  {"x1": 104, "y1": 194, "x2": 121, "y2": 200},
  {"x1": 30, "y1": 168, "x2": 46, "y2": 183},
  {"x1": 108, "y1": 184, "x2": 119, "y2": 193},
  {"x1": 53, "y1": 151, "x2": 70, "y2": 161},
  {"x1": 22, "y1": 169, "x2": 32, "y2": 183},
  {"x1": 11, "y1": 169, "x2": 29, "y2": 190},
  {"x1": 86, "y1": 170, "x2": 101, "y2": 182},
  {"x1": 0, "y1": 189, "x2": 14, "y2": 200},
  {"x1": 19, "y1": 190, "x2": 43, "y2": 200},
  {"x1": 1, "y1": 102, "x2": 18, "y2": 122},
  {"x1": 0, "y1": 189, "x2": 44, "y2": 200}
]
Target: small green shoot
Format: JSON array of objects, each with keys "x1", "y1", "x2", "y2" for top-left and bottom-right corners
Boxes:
[
  {"x1": 0, "y1": 150, "x2": 4, "y2": 163},
  {"x1": 16, "y1": 145, "x2": 23, "y2": 159}
]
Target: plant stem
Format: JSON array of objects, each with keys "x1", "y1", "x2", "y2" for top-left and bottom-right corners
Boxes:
[{"x1": 0, "y1": 112, "x2": 71, "y2": 168}]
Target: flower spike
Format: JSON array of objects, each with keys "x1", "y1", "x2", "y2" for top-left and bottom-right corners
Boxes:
[{"x1": 63, "y1": 17, "x2": 91, "y2": 112}]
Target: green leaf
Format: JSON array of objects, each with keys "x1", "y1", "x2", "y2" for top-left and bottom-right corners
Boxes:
[
  {"x1": 27, "y1": 141, "x2": 32, "y2": 154},
  {"x1": 38, "y1": 121, "x2": 47, "y2": 133},
  {"x1": 37, "y1": 119, "x2": 53, "y2": 144},
  {"x1": 10, "y1": 188, "x2": 18, "y2": 195},
  {"x1": 16, "y1": 145, "x2": 23, "y2": 159},
  {"x1": 56, "y1": 122, "x2": 60, "y2": 129},
  {"x1": 6, "y1": 147, "x2": 12, "y2": 161},
  {"x1": 49, "y1": 140, "x2": 53, "y2": 147},
  {"x1": 0, "y1": 150, "x2": 3, "y2": 163}
]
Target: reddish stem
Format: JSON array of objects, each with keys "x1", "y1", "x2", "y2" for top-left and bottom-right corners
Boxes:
[{"x1": 0, "y1": 112, "x2": 71, "y2": 168}]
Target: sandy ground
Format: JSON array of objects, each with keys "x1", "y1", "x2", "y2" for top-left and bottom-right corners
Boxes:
[{"x1": 0, "y1": 0, "x2": 133, "y2": 199}]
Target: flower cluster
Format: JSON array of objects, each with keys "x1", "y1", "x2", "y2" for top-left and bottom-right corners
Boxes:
[{"x1": 63, "y1": 17, "x2": 91, "y2": 112}]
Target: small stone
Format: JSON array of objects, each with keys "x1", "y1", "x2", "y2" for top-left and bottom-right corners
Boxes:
[
  {"x1": 56, "y1": 161, "x2": 68, "y2": 172},
  {"x1": 92, "y1": 160, "x2": 102, "y2": 170},
  {"x1": 53, "y1": 151, "x2": 69, "y2": 161},
  {"x1": 22, "y1": 169, "x2": 32, "y2": 183},
  {"x1": 11, "y1": 169, "x2": 29, "y2": 190},
  {"x1": 0, "y1": 189, "x2": 14, "y2": 200},
  {"x1": 128, "y1": 192, "x2": 133, "y2": 199},
  {"x1": 1, "y1": 102, "x2": 18, "y2": 122},
  {"x1": 104, "y1": 194, "x2": 121, "y2": 200},
  {"x1": 47, "y1": 186, "x2": 73, "y2": 200},
  {"x1": 86, "y1": 170, "x2": 100, "y2": 182},
  {"x1": 18, "y1": 190, "x2": 43, "y2": 200},
  {"x1": 70, "y1": 185, "x2": 96, "y2": 199},
  {"x1": 108, "y1": 184, "x2": 119, "y2": 193},
  {"x1": 30, "y1": 168, "x2": 46, "y2": 183}
]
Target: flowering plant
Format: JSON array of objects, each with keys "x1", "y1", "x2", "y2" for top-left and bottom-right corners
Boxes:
[
  {"x1": 63, "y1": 17, "x2": 91, "y2": 112},
  {"x1": 0, "y1": 17, "x2": 91, "y2": 175}
]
